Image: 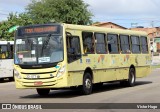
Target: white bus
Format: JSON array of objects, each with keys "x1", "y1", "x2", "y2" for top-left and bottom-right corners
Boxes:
[{"x1": 0, "y1": 41, "x2": 14, "y2": 81}]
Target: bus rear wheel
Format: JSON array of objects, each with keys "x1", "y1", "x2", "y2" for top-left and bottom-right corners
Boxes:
[
  {"x1": 127, "y1": 68, "x2": 136, "y2": 87},
  {"x1": 36, "y1": 88, "x2": 50, "y2": 96},
  {"x1": 82, "y1": 73, "x2": 93, "y2": 95},
  {"x1": 120, "y1": 68, "x2": 135, "y2": 87}
]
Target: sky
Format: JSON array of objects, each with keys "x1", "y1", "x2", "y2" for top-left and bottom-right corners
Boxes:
[{"x1": 1, "y1": 0, "x2": 160, "y2": 28}]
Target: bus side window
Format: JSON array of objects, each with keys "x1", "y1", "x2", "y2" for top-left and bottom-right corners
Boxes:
[
  {"x1": 67, "y1": 36, "x2": 81, "y2": 63},
  {"x1": 82, "y1": 32, "x2": 94, "y2": 54},
  {"x1": 131, "y1": 36, "x2": 141, "y2": 53},
  {"x1": 0, "y1": 45, "x2": 7, "y2": 59},
  {"x1": 11, "y1": 45, "x2": 14, "y2": 59},
  {"x1": 107, "y1": 34, "x2": 119, "y2": 53},
  {"x1": 0, "y1": 44, "x2": 13, "y2": 59},
  {"x1": 140, "y1": 36, "x2": 148, "y2": 53},
  {"x1": 7, "y1": 43, "x2": 13, "y2": 59},
  {"x1": 95, "y1": 33, "x2": 107, "y2": 54},
  {"x1": 120, "y1": 35, "x2": 130, "y2": 54}
]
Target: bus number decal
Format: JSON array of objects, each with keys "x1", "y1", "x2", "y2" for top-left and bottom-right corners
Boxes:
[{"x1": 86, "y1": 58, "x2": 90, "y2": 64}]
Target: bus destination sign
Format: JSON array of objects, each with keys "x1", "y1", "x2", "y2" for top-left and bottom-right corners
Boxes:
[
  {"x1": 25, "y1": 26, "x2": 57, "y2": 34},
  {"x1": 17, "y1": 25, "x2": 61, "y2": 36}
]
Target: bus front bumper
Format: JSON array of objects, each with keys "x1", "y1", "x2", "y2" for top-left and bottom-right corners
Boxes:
[{"x1": 15, "y1": 77, "x2": 67, "y2": 89}]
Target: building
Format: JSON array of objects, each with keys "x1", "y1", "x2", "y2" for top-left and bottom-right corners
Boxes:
[
  {"x1": 131, "y1": 27, "x2": 160, "y2": 52},
  {"x1": 92, "y1": 22, "x2": 160, "y2": 53},
  {"x1": 92, "y1": 22, "x2": 127, "y2": 29}
]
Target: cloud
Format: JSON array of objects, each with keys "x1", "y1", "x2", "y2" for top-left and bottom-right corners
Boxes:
[
  {"x1": 83, "y1": 0, "x2": 160, "y2": 27},
  {"x1": 1, "y1": 0, "x2": 159, "y2": 18},
  {"x1": 1, "y1": 0, "x2": 160, "y2": 27},
  {"x1": 0, "y1": 0, "x2": 31, "y2": 13},
  {"x1": 0, "y1": 0, "x2": 31, "y2": 8},
  {"x1": 84, "y1": 0, "x2": 160, "y2": 17},
  {"x1": 0, "y1": 0, "x2": 31, "y2": 21}
]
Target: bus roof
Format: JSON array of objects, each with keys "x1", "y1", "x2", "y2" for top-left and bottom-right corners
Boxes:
[
  {"x1": 16, "y1": 23, "x2": 147, "y2": 37},
  {"x1": 64, "y1": 23, "x2": 147, "y2": 36},
  {"x1": 0, "y1": 41, "x2": 14, "y2": 45}
]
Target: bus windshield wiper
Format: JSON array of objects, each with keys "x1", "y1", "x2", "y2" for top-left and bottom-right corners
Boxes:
[{"x1": 41, "y1": 34, "x2": 52, "y2": 56}]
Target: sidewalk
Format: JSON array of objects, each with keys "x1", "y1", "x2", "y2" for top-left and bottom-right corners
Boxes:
[{"x1": 152, "y1": 56, "x2": 160, "y2": 65}]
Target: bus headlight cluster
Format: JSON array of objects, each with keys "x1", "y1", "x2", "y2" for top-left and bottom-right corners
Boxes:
[
  {"x1": 14, "y1": 69, "x2": 21, "y2": 79},
  {"x1": 57, "y1": 66, "x2": 66, "y2": 78}
]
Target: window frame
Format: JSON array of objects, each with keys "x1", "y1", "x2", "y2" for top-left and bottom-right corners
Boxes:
[
  {"x1": 0, "y1": 45, "x2": 13, "y2": 59},
  {"x1": 119, "y1": 35, "x2": 131, "y2": 54},
  {"x1": 66, "y1": 35, "x2": 81, "y2": 63},
  {"x1": 94, "y1": 32, "x2": 107, "y2": 54},
  {"x1": 107, "y1": 33, "x2": 119, "y2": 54},
  {"x1": 131, "y1": 35, "x2": 141, "y2": 54},
  {"x1": 140, "y1": 36, "x2": 149, "y2": 54},
  {"x1": 82, "y1": 32, "x2": 95, "y2": 54}
]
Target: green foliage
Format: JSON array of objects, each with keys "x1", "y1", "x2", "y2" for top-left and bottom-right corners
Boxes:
[
  {"x1": 0, "y1": 13, "x2": 34, "y2": 40},
  {"x1": 26, "y1": 0, "x2": 93, "y2": 25},
  {"x1": 0, "y1": 0, "x2": 93, "y2": 40}
]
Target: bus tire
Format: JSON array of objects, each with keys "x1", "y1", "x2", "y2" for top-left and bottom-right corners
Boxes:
[
  {"x1": 82, "y1": 73, "x2": 93, "y2": 95},
  {"x1": 127, "y1": 68, "x2": 136, "y2": 87},
  {"x1": 36, "y1": 88, "x2": 50, "y2": 96},
  {"x1": 9, "y1": 77, "x2": 14, "y2": 81}
]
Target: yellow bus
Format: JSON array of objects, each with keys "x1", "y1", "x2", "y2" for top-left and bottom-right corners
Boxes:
[{"x1": 14, "y1": 23, "x2": 151, "y2": 96}]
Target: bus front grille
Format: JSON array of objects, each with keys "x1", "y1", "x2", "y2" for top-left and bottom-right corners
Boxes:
[{"x1": 21, "y1": 71, "x2": 56, "y2": 75}]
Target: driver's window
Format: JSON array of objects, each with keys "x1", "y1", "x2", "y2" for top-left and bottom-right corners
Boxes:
[{"x1": 67, "y1": 36, "x2": 81, "y2": 63}]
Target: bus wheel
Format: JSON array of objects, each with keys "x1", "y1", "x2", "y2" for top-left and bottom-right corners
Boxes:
[
  {"x1": 82, "y1": 73, "x2": 93, "y2": 95},
  {"x1": 36, "y1": 88, "x2": 50, "y2": 96},
  {"x1": 9, "y1": 77, "x2": 14, "y2": 81},
  {"x1": 127, "y1": 68, "x2": 136, "y2": 87}
]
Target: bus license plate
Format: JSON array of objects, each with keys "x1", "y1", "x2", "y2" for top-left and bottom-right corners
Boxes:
[
  {"x1": 26, "y1": 75, "x2": 39, "y2": 79},
  {"x1": 34, "y1": 81, "x2": 43, "y2": 86}
]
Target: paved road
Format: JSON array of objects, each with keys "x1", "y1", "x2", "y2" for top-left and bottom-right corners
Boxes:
[{"x1": 0, "y1": 69, "x2": 160, "y2": 112}]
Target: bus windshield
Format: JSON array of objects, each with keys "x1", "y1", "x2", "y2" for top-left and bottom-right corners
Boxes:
[{"x1": 15, "y1": 35, "x2": 63, "y2": 65}]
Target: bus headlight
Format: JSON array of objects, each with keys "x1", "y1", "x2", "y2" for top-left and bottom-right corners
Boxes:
[
  {"x1": 14, "y1": 69, "x2": 21, "y2": 79},
  {"x1": 57, "y1": 66, "x2": 66, "y2": 78}
]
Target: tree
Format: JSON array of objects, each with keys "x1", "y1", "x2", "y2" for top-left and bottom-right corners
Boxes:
[
  {"x1": 0, "y1": 13, "x2": 34, "y2": 40},
  {"x1": 26, "y1": 0, "x2": 93, "y2": 25},
  {"x1": 0, "y1": 13, "x2": 18, "y2": 40}
]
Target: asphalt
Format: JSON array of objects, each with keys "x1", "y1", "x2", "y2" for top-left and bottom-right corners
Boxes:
[{"x1": 0, "y1": 69, "x2": 160, "y2": 112}]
